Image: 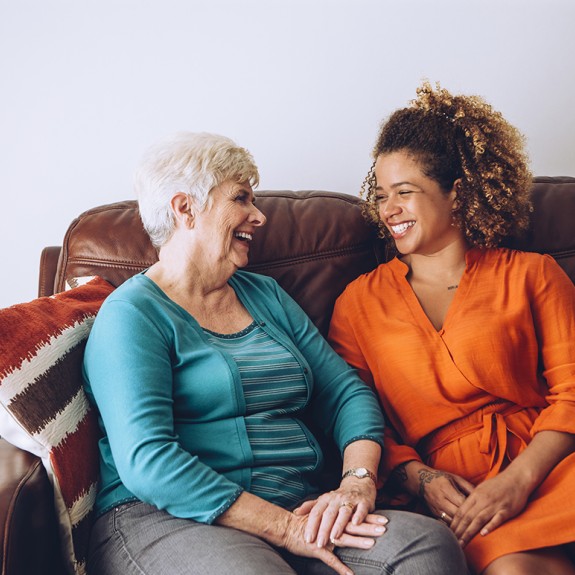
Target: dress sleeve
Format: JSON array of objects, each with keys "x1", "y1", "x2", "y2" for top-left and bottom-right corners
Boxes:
[
  {"x1": 529, "y1": 255, "x2": 575, "y2": 436},
  {"x1": 83, "y1": 297, "x2": 243, "y2": 524},
  {"x1": 329, "y1": 289, "x2": 423, "y2": 474},
  {"x1": 328, "y1": 290, "x2": 375, "y2": 389}
]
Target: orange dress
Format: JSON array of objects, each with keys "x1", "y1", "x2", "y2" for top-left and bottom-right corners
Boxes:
[{"x1": 329, "y1": 247, "x2": 575, "y2": 573}]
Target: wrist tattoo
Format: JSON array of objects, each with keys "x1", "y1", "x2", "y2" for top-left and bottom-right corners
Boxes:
[{"x1": 417, "y1": 469, "x2": 450, "y2": 499}]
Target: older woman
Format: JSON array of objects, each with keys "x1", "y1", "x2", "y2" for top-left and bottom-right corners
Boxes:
[
  {"x1": 329, "y1": 83, "x2": 575, "y2": 574},
  {"x1": 82, "y1": 132, "x2": 466, "y2": 575}
]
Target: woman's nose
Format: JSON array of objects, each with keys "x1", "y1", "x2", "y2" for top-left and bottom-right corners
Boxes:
[
  {"x1": 250, "y1": 204, "x2": 267, "y2": 227},
  {"x1": 380, "y1": 196, "x2": 401, "y2": 218}
]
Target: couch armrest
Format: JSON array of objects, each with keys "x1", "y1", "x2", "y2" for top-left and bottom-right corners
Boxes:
[
  {"x1": 0, "y1": 439, "x2": 66, "y2": 575},
  {"x1": 38, "y1": 246, "x2": 62, "y2": 297}
]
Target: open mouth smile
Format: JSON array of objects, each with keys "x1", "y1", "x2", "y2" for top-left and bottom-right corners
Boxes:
[
  {"x1": 389, "y1": 221, "x2": 415, "y2": 237},
  {"x1": 234, "y1": 231, "x2": 253, "y2": 243}
]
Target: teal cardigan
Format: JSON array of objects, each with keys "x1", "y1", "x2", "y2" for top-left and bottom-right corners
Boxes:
[{"x1": 83, "y1": 270, "x2": 385, "y2": 524}]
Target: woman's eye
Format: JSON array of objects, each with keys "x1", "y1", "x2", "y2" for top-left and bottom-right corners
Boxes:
[
  {"x1": 375, "y1": 195, "x2": 387, "y2": 203},
  {"x1": 398, "y1": 190, "x2": 412, "y2": 196},
  {"x1": 235, "y1": 194, "x2": 248, "y2": 203}
]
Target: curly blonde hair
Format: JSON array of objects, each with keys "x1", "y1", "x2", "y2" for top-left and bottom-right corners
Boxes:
[{"x1": 362, "y1": 81, "x2": 533, "y2": 247}]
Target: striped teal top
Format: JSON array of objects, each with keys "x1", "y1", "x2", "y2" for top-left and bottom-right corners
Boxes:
[{"x1": 204, "y1": 320, "x2": 316, "y2": 506}]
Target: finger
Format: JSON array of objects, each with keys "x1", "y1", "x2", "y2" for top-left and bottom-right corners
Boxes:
[
  {"x1": 478, "y1": 511, "x2": 507, "y2": 537},
  {"x1": 453, "y1": 510, "x2": 488, "y2": 545},
  {"x1": 343, "y1": 518, "x2": 387, "y2": 538},
  {"x1": 304, "y1": 499, "x2": 329, "y2": 543},
  {"x1": 324, "y1": 501, "x2": 355, "y2": 544},
  {"x1": 332, "y1": 531, "x2": 377, "y2": 550},
  {"x1": 293, "y1": 499, "x2": 317, "y2": 516},
  {"x1": 317, "y1": 548, "x2": 355, "y2": 575},
  {"x1": 343, "y1": 513, "x2": 389, "y2": 536},
  {"x1": 459, "y1": 506, "x2": 508, "y2": 545},
  {"x1": 445, "y1": 488, "x2": 468, "y2": 508},
  {"x1": 352, "y1": 513, "x2": 389, "y2": 527},
  {"x1": 316, "y1": 501, "x2": 344, "y2": 547},
  {"x1": 452, "y1": 476, "x2": 475, "y2": 496},
  {"x1": 437, "y1": 510, "x2": 452, "y2": 525},
  {"x1": 349, "y1": 499, "x2": 372, "y2": 526}
]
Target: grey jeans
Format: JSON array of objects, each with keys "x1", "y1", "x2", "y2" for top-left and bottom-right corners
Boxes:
[{"x1": 88, "y1": 501, "x2": 468, "y2": 575}]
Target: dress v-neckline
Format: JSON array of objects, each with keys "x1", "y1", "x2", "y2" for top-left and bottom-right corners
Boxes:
[{"x1": 389, "y1": 253, "x2": 475, "y2": 335}]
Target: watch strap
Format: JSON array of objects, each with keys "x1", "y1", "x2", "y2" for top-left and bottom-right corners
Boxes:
[{"x1": 341, "y1": 467, "x2": 377, "y2": 483}]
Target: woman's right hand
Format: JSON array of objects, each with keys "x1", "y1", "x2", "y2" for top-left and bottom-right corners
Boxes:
[
  {"x1": 403, "y1": 462, "x2": 474, "y2": 522},
  {"x1": 283, "y1": 512, "x2": 386, "y2": 575}
]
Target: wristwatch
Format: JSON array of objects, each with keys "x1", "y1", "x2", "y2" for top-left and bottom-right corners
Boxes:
[{"x1": 341, "y1": 467, "x2": 377, "y2": 483}]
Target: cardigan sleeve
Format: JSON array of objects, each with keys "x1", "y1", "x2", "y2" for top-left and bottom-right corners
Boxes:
[
  {"x1": 83, "y1": 294, "x2": 243, "y2": 524},
  {"x1": 529, "y1": 255, "x2": 575, "y2": 436}
]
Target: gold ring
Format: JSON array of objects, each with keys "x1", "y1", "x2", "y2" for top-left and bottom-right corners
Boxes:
[
  {"x1": 339, "y1": 501, "x2": 355, "y2": 511},
  {"x1": 440, "y1": 511, "x2": 448, "y2": 521}
]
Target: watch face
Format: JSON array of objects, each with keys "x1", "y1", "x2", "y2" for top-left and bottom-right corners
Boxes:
[{"x1": 356, "y1": 467, "x2": 368, "y2": 477}]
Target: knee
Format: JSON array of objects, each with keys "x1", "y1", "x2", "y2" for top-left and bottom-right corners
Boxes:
[
  {"x1": 383, "y1": 511, "x2": 469, "y2": 574},
  {"x1": 417, "y1": 517, "x2": 463, "y2": 554}
]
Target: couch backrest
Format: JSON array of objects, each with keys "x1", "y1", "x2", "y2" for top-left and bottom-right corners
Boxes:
[
  {"x1": 53, "y1": 191, "x2": 388, "y2": 337},
  {"x1": 49, "y1": 179, "x2": 575, "y2": 337},
  {"x1": 504, "y1": 177, "x2": 575, "y2": 282}
]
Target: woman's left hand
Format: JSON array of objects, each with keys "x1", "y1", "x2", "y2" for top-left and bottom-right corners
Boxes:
[
  {"x1": 293, "y1": 479, "x2": 381, "y2": 548},
  {"x1": 449, "y1": 468, "x2": 531, "y2": 546}
]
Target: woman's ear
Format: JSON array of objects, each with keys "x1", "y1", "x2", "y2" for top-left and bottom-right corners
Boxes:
[
  {"x1": 171, "y1": 193, "x2": 195, "y2": 227},
  {"x1": 450, "y1": 178, "x2": 462, "y2": 210}
]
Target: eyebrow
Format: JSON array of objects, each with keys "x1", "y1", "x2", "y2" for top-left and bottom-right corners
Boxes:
[{"x1": 375, "y1": 181, "x2": 417, "y2": 191}]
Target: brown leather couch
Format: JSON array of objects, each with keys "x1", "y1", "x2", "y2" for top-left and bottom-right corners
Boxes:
[{"x1": 2, "y1": 179, "x2": 575, "y2": 575}]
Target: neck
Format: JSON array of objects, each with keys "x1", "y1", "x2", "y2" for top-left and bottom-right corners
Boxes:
[
  {"x1": 148, "y1": 241, "x2": 233, "y2": 301},
  {"x1": 402, "y1": 241, "x2": 469, "y2": 287}
]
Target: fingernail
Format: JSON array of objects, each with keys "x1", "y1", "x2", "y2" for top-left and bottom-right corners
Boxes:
[
  {"x1": 375, "y1": 526, "x2": 386, "y2": 533},
  {"x1": 377, "y1": 516, "x2": 389, "y2": 524},
  {"x1": 362, "y1": 538, "x2": 375, "y2": 548}
]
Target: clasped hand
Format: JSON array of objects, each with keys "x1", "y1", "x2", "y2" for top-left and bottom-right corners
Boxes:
[
  {"x1": 285, "y1": 482, "x2": 388, "y2": 575},
  {"x1": 419, "y1": 466, "x2": 531, "y2": 546}
]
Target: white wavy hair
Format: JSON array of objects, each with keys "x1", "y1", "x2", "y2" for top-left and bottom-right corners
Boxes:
[{"x1": 135, "y1": 132, "x2": 260, "y2": 248}]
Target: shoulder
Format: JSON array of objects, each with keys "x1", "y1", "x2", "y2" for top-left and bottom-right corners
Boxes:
[
  {"x1": 338, "y1": 259, "x2": 400, "y2": 301},
  {"x1": 95, "y1": 273, "x2": 176, "y2": 332},
  {"x1": 475, "y1": 247, "x2": 558, "y2": 273},
  {"x1": 474, "y1": 248, "x2": 572, "y2": 289},
  {"x1": 101, "y1": 273, "x2": 163, "y2": 310}
]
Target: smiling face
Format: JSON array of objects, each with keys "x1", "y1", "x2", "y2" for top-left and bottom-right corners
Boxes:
[
  {"x1": 374, "y1": 151, "x2": 464, "y2": 256},
  {"x1": 192, "y1": 179, "x2": 266, "y2": 273}
]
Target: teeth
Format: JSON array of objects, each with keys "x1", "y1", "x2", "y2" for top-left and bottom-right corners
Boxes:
[
  {"x1": 390, "y1": 221, "x2": 415, "y2": 234},
  {"x1": 234, "y1": 231, "x2": 252, "y2": 241}
]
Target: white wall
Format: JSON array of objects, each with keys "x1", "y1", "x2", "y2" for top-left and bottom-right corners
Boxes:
[{"x1": 1, "y1": 0, "x2": 574, "y2": 308}]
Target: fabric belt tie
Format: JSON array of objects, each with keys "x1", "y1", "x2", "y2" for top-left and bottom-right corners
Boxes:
[{"x1": 418, "y1": 399, "x2": 528, "y2": 478}]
